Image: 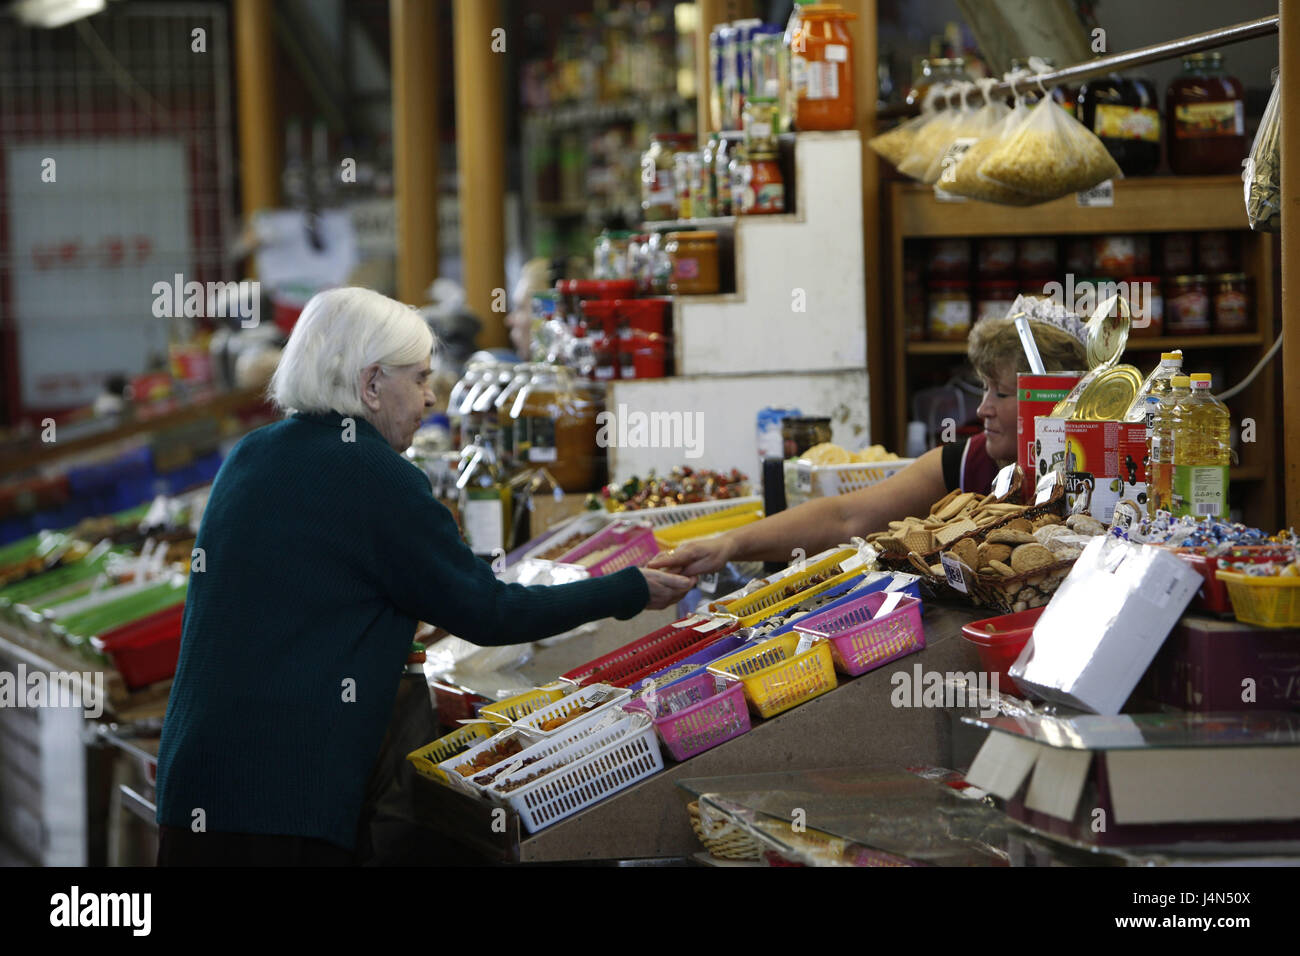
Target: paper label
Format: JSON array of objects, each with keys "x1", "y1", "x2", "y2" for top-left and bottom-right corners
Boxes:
[
  {"x1": 876, "y1": 591, "x2": 905, "y2": 617},
  {"x1": 1076, "y1": 179, "x2": 1115, "y2": 207},
  {"x1": 1174, "y1": 101, "x2": 1244, "y2": 138},
  {"x1": 886, "y1": 573, "x2": 919, "y2": 591},
  {"x1": 1035, "y1": 471, "x2": 1061, "y2": 505},
  {"x1": 992, "y1": 464, "x2": 1016, "y2": 499},
  {"x1": 796, "y1": 459, "x2": 814, "y2": 493},
  {"x1": 462, "y1": 494, "x2": 504, "y2": 555},
  {"x1": 795, "y1": 632, "x2": 817, "y2": 655},
  {"x1": 1171, "y1": 465, "x2": 1228, "y2": 519},
  {"x1": 839, "y1": 553, "x2": 866, "y2": 574},
  {"x1": 698, "y1": 572, "x2": 719, "y2": 595},
  {"x1": 696, "y1": 617, "x2": 730, "y2": 633},
  {"x1": 940, "y1": 553, "x2": 974, "y2": 594},
  {"x1": 1093, "y1": 104, "x2": 1160, "y2": 142},
  {"x1": 673, "y1": 614, "x2": 708, "y2": 628},
  {"x1": 824, "y1": 44, "x2": 848, "y2": 63}
]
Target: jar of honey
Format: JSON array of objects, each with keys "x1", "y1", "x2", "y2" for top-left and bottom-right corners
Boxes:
[
  {"x1": 665, "y1": 231, "x2": 721, "y2": 295},
  {"x1": 1166, "y1": 53, "x2": 1246, "y2": 176},
  {"x1": 509, "y1": 364, "x2": 599, "y2": 492},
  {"x1": 788, "y1": 3, "x2": 857, "y2": 131},
  {"x1": 1211, "y1": 272, "x2": 1252, "y2": 333}
]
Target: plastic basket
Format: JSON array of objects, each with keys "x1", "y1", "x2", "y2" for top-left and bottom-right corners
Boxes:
[
  {"x1": 561, "y1": 615, "x2": 740, "y2": 687},
  {"x1": 90, "y1": 603, "x2": 184, "y2": 689},
  {"x1": 959, "y1": 605, "x2": 1046, "y2": 698},
  {"x1": 478, "y1": 683, "x2": 569, "y2": 725},
  {"x1": 603, "y1": 494, "x2": 759, "y2": 526},
  {"x1": 431, "y1": 680, "x2": 491, "y2": 726},
  {"x1": 793, "y1": 458, "x2": 913, "y2": 498},
  {"x1": 494, "y1": 712, "x2": 664, "y2": 833},
  {"x1": 1174, "y1": 547, "x2": 1293, "y2": 615},
  {"x1": 653, "y1": 502, "x2": 765, "y2": 549},
  {"x1": 486, "y1": 711, "x2": 647, "y2": 798},
  {"x1": 519, "y1": 512, "x2": 610, "y2": 564},
  {"x1": 435, "y1": 727, "x2": 538, "y2": 795},
  {"x1": 628, "y1": 632, "x2": 750, "y2": 693},
  {"x1": 512, "y1": 683, "x2": 632, "y2": 736},
  {"x1": 718, "y1": 548, "x2": 861, "y2": 626},
  {"x1": 792, "y1": 591, "x2": 926, "y2": 677},
  {"x1": 406, "y1": 722, "x2": 498, "y2": 786},
  {"x1": 625, "y1": 671, "x2": 751, "y2": 760},
  {"x1": 555, "y1": 520, "x2": 659, "y2": 576},
  {"x1": 707, "y1": 632, "x2": 838, "y2": 719},
  {"x1": 765, "y1": 574, "x2": 923, "y2": 637},
  {"x1": 1215, "y1": 571, "x2": 1300, "y2": 629}
]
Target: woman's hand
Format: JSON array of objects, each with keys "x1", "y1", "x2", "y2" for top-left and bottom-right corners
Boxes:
[
  {"x1": 646, "y1": 537, "x2": 736, "y2": 577},
  {"x1": 640, "y1": 568, "x2": 698, "y2": 610}
]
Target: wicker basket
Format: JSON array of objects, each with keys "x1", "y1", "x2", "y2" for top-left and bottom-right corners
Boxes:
[{"x1": 687, "y1": 800, "x2": 762, "y2": 861}]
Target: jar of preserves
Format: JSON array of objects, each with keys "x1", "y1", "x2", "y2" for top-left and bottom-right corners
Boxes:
[
  {"x1": 1160, "y1": 233, "x2": 1195, "y2": 274},
  {"x1": 1166, "y1": 52, "x2": 1246, "y2": 176},
  {"x1": 1017, "y1": 236, "x2": 1058, "y2": 277},
  {"x1": 1077, "y1": 73, "x2": 1160, "y2": 176},
  {"x1": 789, "y1": 3, "x2": 857, "y2": 131},
  {"x1": 628, "y1": 233, "x2": 652, "y2": 293},
  {"x1": 976, "y1": 238, "x2": 1017, "y2": 280},
  {"x1": 509, "y1": 364, "x2": 599, "y2": 492},
  {"x1": 641, "y1": 133, "x2": 695, "y2": 221},
  {"x1": 1165, "y1": 275, "x2": 1211, "y2": 335},
  {"x1": 457, "y1": 362, "x2": 501, "y2": 449},
  {"x1": 728, "y1": 144, "x2": 748, "y2": 216},
  {"x1": 928, "y1": 238, "x2": 971, "y2": 280},
  {"x1": 1093, "y1": 235, "x2": 1137, "y2": 278},
  {"x1": 927, "y1": 279, "x2": 972, "y2": 341},
  {"x1": 447, "y1": 358, "x2": 492, "y2": 451},
  {"x1": 699, "y1": 135, "x2": 721, "y2": 218},
  {"x1": 738, "y1": 150, "x2": 785, "y2": 214},
  {"x1": 580, "y1": 300, "x2": 619, "y2": 381},
  {"x1": 1127, "y1": 276, "x2": 1164, "y2": 336},
  {"x1": 665, "y1": 230, "x2": 721, "y2": 295},
  {"x1": 647, "y1": 231, "x2": 672, "y2": 295},
  {"x1": 593, "y1": 230, "x2": 633, "y2": 279},
  {"x1": 1197, "y1": 230, "x2": 1237, "y2": 273},
  {"x1": 1211, "y1": 272, "x2": 1252, "y2": 333},
  {"x1": 976, "y1": 279, "x2": 1020, "y2": 321},
  {"x1": 906, "y1": 57, "x2": 972, "y2": 108}
]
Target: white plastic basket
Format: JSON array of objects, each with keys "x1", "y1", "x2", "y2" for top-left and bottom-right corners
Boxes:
[
  {"x1": 604, "y1": 494, "x2": 761, "y2": 528},
  {"x1": 486, "y1": 711, "x2": 646, "y2": 797},
  {"x1": 494, "y1": 712, "x2": 664, "y2": 833},
  {"x1": 518, "y1": 512, "x2": 611, "y2": 564},
  {"x1": 789, "y1": 459, "x2": 913, "y2": 499},
  {"x1": 512, "y1": 683, "x2": 632, "y2": 737},
  {"x1": 436, "y1": 727, "x2": 536, "y2": 797}
]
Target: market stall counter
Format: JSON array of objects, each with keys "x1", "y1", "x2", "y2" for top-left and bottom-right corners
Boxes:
[{"x1": 409, "y1": 602, "x2": 988, "y2": 863}]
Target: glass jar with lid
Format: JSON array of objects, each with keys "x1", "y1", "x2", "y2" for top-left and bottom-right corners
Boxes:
[
  {"x1": 494, "y1": 362, "x2": 535, "y2": 470},
  {"x1": 782, "y1": 416, "x2": 833, "y2": 459},
  {"x1": 665, "y1": 231, "x2": 721, "y2": 294},
  {"x1": 446, "y1": 358, "x2": 491, "y2": 451},
  {"x1": 509, "y1": 364, "x2": 599, "y2": 492},
  {"x1": 1077, "y1": 73, "x2": 1160, "y2": 176},
  {"x1": 1166, "y1": 52, "x2": 1246, "y2": 176},
  {"x1": 641, "y1": 132, "x2": 695, "y2": 222},
  {"x1": 788, "y1": 3, "x2": 858, "y2": 131},
  {"x1": 470, "y1": 363, "x2": 516, "y2": 451},
  {"x1": 906, "y1": 57, "x2": 972, "y2": 108},
  {"x1": 458, "y1": 362, "x2": 503, "y2": 449},
  {"x1": 593, "y1": 230, "x2": 634, "y2": 279}
]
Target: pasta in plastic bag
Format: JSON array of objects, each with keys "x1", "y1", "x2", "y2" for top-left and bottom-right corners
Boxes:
[
  {"x1": 924, "y1": 89, "x2": 1009, "y2": 186},
  {"x1": 897, "y1": 89, "x2": 971, "y2": 182},
  {"x1": 978, "y1": 95, "x2": 1121, "y2": 200},
  {"x1": 941, "y1": 99, "x2": 1042, "y2": 206},
  {"x1": 869, "y1": 107, "x2": 936, "y2": 169},
  {"x1": 1243, "y1": 66, "x2": 1280, "y2": 232}
]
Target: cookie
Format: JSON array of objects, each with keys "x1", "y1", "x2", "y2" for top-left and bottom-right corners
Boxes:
[
  {"x1": 981, "y1": 543, "x2": 1012, "y2": 565},
  {"x1": 935, "y1": 518, "x2": 978, "y2": 546},
  {"x1": 950, "y1": 537, "x2": 979, "y2": 569},
  {"x1": 1066, "y1": 513, "x2": 1107, "y2": 536},
  {"x1": 989, "y1": 529, "x2": 1037, "y2": 546},
  {"x1": 903, "y1": 529, "x2": 936, "y2": 555},
  {"x1": 989, "y1": 560, "x2": 1016, "y2": 577},
  {"x1": 1010, "y1": 543, "x2": 1056, "y2": 574},
  {"x1": 1031, "y1": 515, "x2": 1063, "y2": 529},
  {"x1": 1004, "y1": 517, "x2": 1033, "y2": 534}
]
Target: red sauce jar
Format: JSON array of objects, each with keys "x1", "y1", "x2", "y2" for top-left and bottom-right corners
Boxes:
[
  {"x1": 927, "y1": 279, "x2": 972, "y2": 341},
  {"x1": 928, "y1": 239, "x2": 971, "y2": 280},
  {"x1": 1017, "y1": 237, "x2": 1058, "y2": 278},
  {"x1": 1166, "y1": 53, "x2": 1247, "y2": 176},
  {"x1": 1197, "y1": 230, "x2": 1237, "y2": 273},
  {"x1": 976, "y1": 239, "x2": 1017, "y2": 280},
  {"x1": 1211, "y1": 272, "x2": 1252, "y2": 333},
  {"x1": 1160, "y1": 233, "x2": 1196, "y2": 274},
  {"x1": 1165, "y1": 274, "x2": 1211, "y2": 334}
]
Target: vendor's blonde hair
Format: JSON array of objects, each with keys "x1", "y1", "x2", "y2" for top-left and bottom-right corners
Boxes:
[{"x1": 967, "y1": 317, "x2": 1087, "y2": 384}]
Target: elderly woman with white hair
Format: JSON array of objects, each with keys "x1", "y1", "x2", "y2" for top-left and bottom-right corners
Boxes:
[{"x1": 155, "y1": 287, "x2": 694, "y2": 866}]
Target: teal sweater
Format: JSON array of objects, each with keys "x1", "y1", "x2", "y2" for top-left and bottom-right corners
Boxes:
[{"x1": 155, "y1": 411, "x2": 648, "y2": 849}]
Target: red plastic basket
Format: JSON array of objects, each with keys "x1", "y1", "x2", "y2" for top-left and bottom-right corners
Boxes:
[
  {"x1": 92, "y1": 602, "x2": 185, "y2": 690},
  {"x1": 624, "y1": 671, "x2": 751, "y2": 760},
  {"x1": 1173, "y1": 546, "x2": 1294, "y2": 615},
  {"x1": 959, "y1": 605, "x2": 1046, "y2": 697},
  {"x1": 561, "y1": 617, "x2": 740, "y2": 688},
  {"x1": 556, "y1": 520, "x2": 659, "y2": 576},
  {"x1": 430, "y1": 680, "x2": 490, "y2": 727},
  {"x1": 792, "y1": 591, "x2": 926, "y2": 676}
]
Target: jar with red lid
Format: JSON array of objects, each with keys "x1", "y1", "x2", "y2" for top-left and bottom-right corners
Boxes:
[
  {"x1": 1159, "y1": 233, "x2": 1195, "y2": 274},
  {"x1": 1165, "y1": 275, "x2": 1211, "y2": 334},
  {"x1": 927, "y1": 279, "x2": 972, "y2": 341},
  {"x1": 737, "y1": 150, "x2": 785, "y2": 214},
  {"x1": 928, "y1": 238, "x2": 971, "y2": 280},
  {"x1": 1127, "y1": 276, "x2": 1163, "y2": 336},
  {"x1": 1211, "y1": 273, "x2": 1252, "y2": 333},
  {"x1": 581, "y1": 300, "x2": 619, "y2": 381},
  {"x1": 1093, "y1": 235, "x2": 1137, "y2": 278},
  {"x1": 1166, "y1": 53, "x2": 1247, "y2": 176},
  {"x1": 976, "y1": 239, "x2": 1017, "y2": 280},
  {"x1": 976, "y1": 280, "x2": 1020, "y2": 322},
  {"x1": 1196, "y1": 231, "x2": 1237, "y2": 273},
  {"x1": 1017, "y1": 237, "x2": 1057, "y2": 278}
]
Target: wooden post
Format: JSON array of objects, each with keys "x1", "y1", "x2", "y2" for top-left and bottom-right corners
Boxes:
[
  {"x1": 1283, "y1": 0, "x2": 1299, "y2": 528},
  {"x1": 453, "y1": 0, "x2": 508, "y2": 348},
  {"x1": 391, "y1": 0, "x2": 440, "y2": 305},
  {"x1": 234, "y1": 0, "x2": 280, "y2": 219}
]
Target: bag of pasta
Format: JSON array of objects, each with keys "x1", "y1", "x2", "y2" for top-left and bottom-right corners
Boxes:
[
  {"x1": 925, "y1": 85, "x2": 1010, "y2": 187},
  {"x1": 941, "y1": 98, "x2": 1042, "y2": 205},
  {"x1": 868, "y1": 89, "x2": 941, "y2": 170},
  {"x1": 1243, "y1": 66, "x2": 1280, "y2": 232},
  {"x1": 978, "y1": 95, "x2": 1121, "y2": 201},
  {"x1": 897, "y1": 88, "x2": 971, "y2": 182}
]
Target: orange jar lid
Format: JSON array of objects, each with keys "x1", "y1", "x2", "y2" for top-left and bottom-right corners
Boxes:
[
  {"x1": 666, "y1": 230, "x2": 718, "y2": 242},
  {"x1": 798, "y1": 4, "x2": 857, "y2": 19}
]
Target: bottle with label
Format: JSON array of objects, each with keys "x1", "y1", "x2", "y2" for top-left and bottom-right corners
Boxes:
[
  {"x1": 1148, "y1": 374, "x2": 1192, "y2": 517},
  {"x1": 456, "y1": 433, "x2": 510, "y2": 559},
  {"x1": 509, "y1": 364, "x2": 598, "y2": 492},
  {"x1": 1077, "y1": 73, "x2": 1160, "y2": 176},
  {"x1": 788, "y1": 3, "x2": 857, "y2": 130},
  {"x1": 714, "y1": 135, "x2": 733, "y2": 215},
  {"x1": 738, "y1": 149, "x2": 785, "y2": 215},
  {"x1": 1127, "y1": 351, "x2": 1183, "y2": 498},
  {"x1": 457, "y1": 363, "x2": 501, "y2": 449},
  {"x1": 1166, "y1": 52, "x2": 1246, "y2": 176},
  {"x1": 699, "y1": 134, "x2": 721, "y2": 218},
  {"x1": 1170, "y1": 372, "x2": 1231, "y2": 519},
  {"x1": 446, "y1": 358, "x2": 491, "y2": 452}
]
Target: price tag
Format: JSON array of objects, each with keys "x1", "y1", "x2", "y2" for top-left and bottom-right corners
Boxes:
[
  {"x1": 839, "y1": 553, "x2": 867, "y2": 574},
  {"x1": 696, "y1": 617, "x2": 730, "y2": 633},
  {"x1": 673, "y1": 614, "x2": 708, "y2": 628},
  {"x1": 1076, "y1": 179, "x2": 1115, "y2": 207},
  {"x1": 824, "y1": 43, "x2": 848, "y2": 62},
  {"x1": 934, "y1": 138, "x2": 977, "y2": 202},
  {"x1": 795, "y1": 631, "x2": 818, "y2": 655},
  {"x1": 940, "y1": 553, "x2": 974, "y2": 594},
  {"x1": 992, "y1": 464, "x2": 1017, "y2": 500},
  {"x1": 698, "y1": 572, "x2": 719, "y2": 595},
  {"x1": 876, "y1": 590, "x2": 906, "y2": 617},
  {"x1": 886, "y1": 572, "x2": 920, "y2": 591},
  {"x1": 796, "y1": 459, "x2": 813, "y2": 493},
  {"x1": 1035, "y1": 471, "x2": 1061, "y2": 505},
  {"x1": 1111, "y1": 500, "x2": 1142, "y2": 532}
]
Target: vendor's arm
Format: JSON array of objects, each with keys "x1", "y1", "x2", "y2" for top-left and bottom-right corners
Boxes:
[{"x1": 648, "y1": 448, "x2": 948, "y2": 575}]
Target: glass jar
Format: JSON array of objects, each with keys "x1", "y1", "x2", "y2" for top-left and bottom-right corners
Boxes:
[
  {"x1": 1160, "y1": 233, "x2": 1195, "y2": 274},
  {"x1": 976, "y1": 238, "x2": 1017, "y2": 280},
  {"x1": 494, "y1": 363, "x2": 535, "y2": 469},
  {"x1": 580, "y1": 300, "x2": 619, "y2": 381},
  {"x1": 1166, "y1": 52, "x2": 1246, "y2": 176},
  {"x1": 906, "y1": 57, "x2": 972, "y2": 108},
  {"x1": 457, "y1": 363, "x2": 501, "y2": 449},
  {"x1": 789, "y1": 3, "x2": 857, "y2": 131},
  {"x1": 728, "y1": 144, "x2": 749, "y2": 214},
  {"x1": 665, "y1": 230, "x2": 721, "y2": 295},
  {"x1": 509, "y1": 364, "x2": 599, "y2": 492},
  {"x1": 447, "y1": 359, "x2": 491, "y2": 451},
  {"x1": 647, "y1": 231, "x2": 673, "y2": 295},
  {"x1": 1127, "y1": 276, "x2": 1163, "y2": 336},
  {"x1": 714, "y1": 135, "x2": 734, "y2": 216},
  {"x1": 1017, "y1": 237, "x2": 1058, "y2": 278},
  {"x1": 928, "y1": 238, "x2": 971, "y2": 280},
  {"x1": 1165, "y1": 275, "x2": 1211, "y2": 335},
  {"x1": 674, "y1": 151, "x2": 699, "y2": 220},
  {"x1": 782, "y1": 416, "x2": 833, "y2": 459},
  {"x1": 1093, "y1": 235, "x2": 1137, "y2": 278},
  {"x1": 593, "y1": 230, "x2": 633, "y2": 279},
  {"x1": 641, "y1": 132, "x2": 694, "y2": 221},
  {"x1": 1063, "y1": 237, "x2": 1093, "y2": 274},
  {"x1": 738, "y1": 150, "x2": 785, "y2": 215},
  {"x1": 1211, "y1": 272, "x2": 1252, "y2": 333},
  {"x1": 743, "y1": 96, "x2": 780, "y2": 154},
  {"x1": 699, "y1": 135, "x2": 721, "y2": 219},
  {"x1": 470, "y1": 364, "x2": 515, "y2": 449},
  {"x1": 1197, "y1": 230, "x2": 1237, "y2": 273},
  {"x1": 627, "y1": 233, "x2": 652, "y2": 293},
  {"x1": 1077, "y1": 73, "x2": 1160, "y2": 176},
  {"x1": 976, "y1": 280, "x2": 1020, "y2": 321},
  {"x1": 927, "y1": 279, "x2": 972, "y2": 341}
]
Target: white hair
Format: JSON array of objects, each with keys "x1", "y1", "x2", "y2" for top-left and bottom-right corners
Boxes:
[{"x1": 270, "y1": 287, "x2": 435, "y2": 415}]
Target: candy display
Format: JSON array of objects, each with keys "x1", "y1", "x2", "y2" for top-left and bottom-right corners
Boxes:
[{"x1": 598, "y1": 467, "x2": 749, "y2": 511}]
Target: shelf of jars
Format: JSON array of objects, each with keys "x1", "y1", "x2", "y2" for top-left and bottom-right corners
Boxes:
[{"x1": 905, "y1": 333, "x2": 1268, "y2": 355}]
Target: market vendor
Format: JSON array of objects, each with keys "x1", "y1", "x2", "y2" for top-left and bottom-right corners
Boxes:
[
  {"x1": 155, "y1": 287, "x2": 695, "y2": 866},
  {"x1": 648, "y1": 317, "x2": 1086, "y2": 576}
]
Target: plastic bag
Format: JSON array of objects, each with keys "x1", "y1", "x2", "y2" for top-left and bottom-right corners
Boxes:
[
  {"x1": 897, "y1": 87, "x2": 972, "y2": 182},
  {"x1": 1243, "y1": 66, "x2": 1281, "y2": 232},
  {"x1": 924, "y1": 84, "x2": 1009, "y2": 186},
  {"x1": 941, "y1": 99, "x2": 1041, "y2": 205},
  {"x1": 868, "y1": 88, "x2": 941, "y2": 169},
  {"x1": 978, "y1": 95, "x2": 1121, "y2": 201}
]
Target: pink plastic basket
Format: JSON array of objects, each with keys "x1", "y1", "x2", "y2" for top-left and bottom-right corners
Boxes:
[
  {"x1": 557, "y1": 520, "x2": 659, "y2": 576},
  {"x1": 624, "y1": 671, "x2": 751, "y2": 761},
  {"x1": 792, "y1": 591, "x2": 925, "y2": 676}
]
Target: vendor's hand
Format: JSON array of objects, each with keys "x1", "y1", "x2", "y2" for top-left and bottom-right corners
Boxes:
[
  {"x1": 647, "y1": 537, "x2": 735, "y2": 577},
  {"x1": 640, "y1": 568, "x2": 697, "y2": 610}
]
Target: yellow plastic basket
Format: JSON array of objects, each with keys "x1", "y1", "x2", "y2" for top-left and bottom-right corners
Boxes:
[
  {"x1": 1216, "y1": 570, "x2": 1300, "y2": 628},
  {"x1": 718, "y1": 548, "x2": 859, "y2": 626},
  {"x1": 653, "y1": 502, "x2": 765, "y2": 549},
  {"x1": 479, "y1": 683, "x2": 569, "y2": 725},
  {"x1": 707, "y1": 632, "x2": 837, "y2": 719},
  {"x1": 406, "y1": 722, "x2": 496, "y2": 785}
]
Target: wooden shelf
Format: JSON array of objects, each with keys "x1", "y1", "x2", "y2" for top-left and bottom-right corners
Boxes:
[
  {"x1": 1231, "y1": 466, "x2": 1267, "y2": 482},
  {"x1": 893, "y1": 176, "x2": 1251, "y2": 238},
  {"x1": 905, "y1": 333, "x2": 1267, "y2": 356}
]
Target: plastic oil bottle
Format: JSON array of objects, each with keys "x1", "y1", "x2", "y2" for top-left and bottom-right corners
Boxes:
[
  {"x1": 1169, "y1": 372, "x2": 1231, "y2": 519},
  {"x1": 456, "y1": 433, "x2": 511, "y2": 560},
  {"x1": 1127, "y1": 351, "x2": 1182, "y2": 508},
  {"x1": 1148, "y1": 374, "x2": 1192, "y2": 516}
]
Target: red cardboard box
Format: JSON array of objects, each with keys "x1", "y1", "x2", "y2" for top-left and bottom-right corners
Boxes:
[
  {"x1": 1140, "y1": 615, "x2": 1300, "y2": 712},
  {"x1": 1063, "y1": 420, "x2": 1148, "y2": 522},
  {"x1": 1017, "y1": 373, "x2": 1082, "y2": 501}
]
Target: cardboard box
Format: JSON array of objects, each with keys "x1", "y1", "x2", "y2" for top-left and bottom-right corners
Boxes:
[
  {"x1": 1010, "y1": 536, "x2": 1202, "y2": 714},
  {"x1": 1017, "y1": 374, "x2": 1082, "y2": 499},
  {"x1": 1063, "y1": 420, "x2": 1148, "y2": 523}
]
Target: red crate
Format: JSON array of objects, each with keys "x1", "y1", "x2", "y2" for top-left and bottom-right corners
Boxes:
[
  {"x1": 1174, "y1": 546, "x2": 1293, "y2": 614},
  {"x1": 561, "y1": 617, "x2": 740, "y2": 688},
  {"x1": 92, "y1": 603, "x2": 185, "y2": 690}
]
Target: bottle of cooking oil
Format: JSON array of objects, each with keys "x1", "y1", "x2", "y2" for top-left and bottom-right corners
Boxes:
[
  {"x1": 1148, "y1": 374, "x2": 1192, "y2": 516},
  {"x1": 1126, "y1": 351, "x2": 1183, "y2": 424},
  {"x1": 456, "y1": 433, "x2": 511, "y2": 560},
  {"x1": 1169, "y1": 372, "x2": 1231, "y2": 519}
]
